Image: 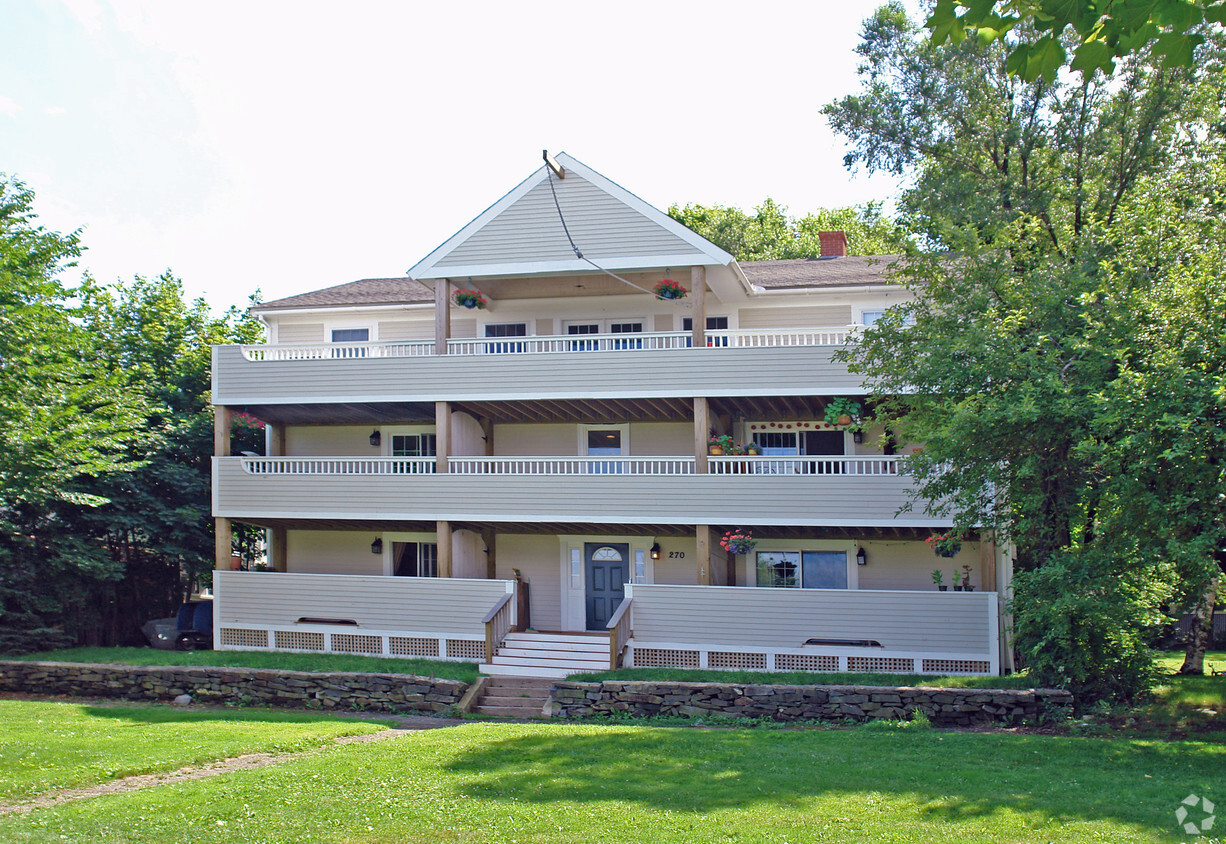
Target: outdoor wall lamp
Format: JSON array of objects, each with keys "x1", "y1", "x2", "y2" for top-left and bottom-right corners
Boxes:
[
  {"x1": 856, "y1": 547, "x2": 867, "y2": 566},
  {"x1": 369, "y1": 429, "x2": 381, "y2": 447},
  {"x1": 650, "y1": 542, "x2": 661, "y2": 560},
  {"x1": 852, "y1": 430, "x2": 864, "y2": 444},
  {"x1": 371, "y1": 538, "x2": 383, "y2": 555}
]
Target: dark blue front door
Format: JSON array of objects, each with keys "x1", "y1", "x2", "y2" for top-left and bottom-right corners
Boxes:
[{"x1": 585, "y1": 543, "x2": 628, "y2": 631}]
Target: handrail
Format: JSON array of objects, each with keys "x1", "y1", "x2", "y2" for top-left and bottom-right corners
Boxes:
[
  {"x1": 236, "y1": 455, "x2": 902, "y2": 477},
  {"x1": 239, "y1": 326, "x2": 856, "y2": 362},
  {"x1": 483, "y1": 592, "x2": 515, "y2": 665},
  {"x1": 607, "y1": 597, "x2": 633, "y2": 670}
]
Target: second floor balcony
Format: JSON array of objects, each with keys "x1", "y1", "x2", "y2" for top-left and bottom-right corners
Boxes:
[
  {"x1": 213, "y1": 454, "x2": 945, "y2": 528},
  {"x1": 212, "y1": 328, "x2": 865, "y2": 409}
]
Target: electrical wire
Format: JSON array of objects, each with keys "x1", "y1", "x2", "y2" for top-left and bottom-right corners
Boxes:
[{"x1": 546, "y1": 167, "x2": 688, "y2": 304}]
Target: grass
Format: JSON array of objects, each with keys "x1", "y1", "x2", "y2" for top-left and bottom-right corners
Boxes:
[
  {"x1": 7, "y1": 647, "x2": 480, "y2": 683},
  {"x1": 570, "y1": 666, "x2": 1037, "y2": 688},
  {"x1": 0, "y1": 700, "x2": 389, "y2": 802},
  {"x1": 0, "y1": 720, "x2": 1220, "y2": 842}
]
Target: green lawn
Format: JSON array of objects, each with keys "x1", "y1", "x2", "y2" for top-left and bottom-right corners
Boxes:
[
  {"x1": 0, "y1": 700, "x2": 389, "y2": 802},
  {"x1": 0, "y1": 720, "x2": 1219, "y2": 842},
  {"x1": 7, "y1": 646, "x2": 480, "y2": 683}
]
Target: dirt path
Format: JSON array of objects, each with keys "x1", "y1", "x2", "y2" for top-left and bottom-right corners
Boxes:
[{"x1": 0, "y1": 704, "x2": 462, "y2": 817}]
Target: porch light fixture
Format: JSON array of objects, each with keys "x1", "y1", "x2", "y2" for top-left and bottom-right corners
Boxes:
[
  {"x1": 650, "y1": 542, "x2": 661, "y2": 560},
  {"x1": 369, "y1": 429, "x2": 381, "y2": 447},
  {"x1": 371, "y1": 538, "x2": 383, "y2": 555},
  {"x1": 856, "y1": 547, "x2": 867, "y2": 566},
  {"x1": 852, "y1": 430, "x2": 864, "y2": 444}
]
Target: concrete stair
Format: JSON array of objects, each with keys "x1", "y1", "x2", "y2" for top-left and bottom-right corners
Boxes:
[
  {"x1": 470, "y1": 676, "x2": 556, "y2": 719},
  {"x1": 479, "y1": 631, "x2": 611, "y2": 679}
]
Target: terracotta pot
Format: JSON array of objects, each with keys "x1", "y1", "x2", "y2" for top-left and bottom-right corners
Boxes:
[{"x1": 837, "y1": 414, "x2": 853, "y2": 425}]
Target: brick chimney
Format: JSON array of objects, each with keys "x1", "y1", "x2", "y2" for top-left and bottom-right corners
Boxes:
[{"x1": 818, "y1": 231, "x2": 848, "y2": 258}]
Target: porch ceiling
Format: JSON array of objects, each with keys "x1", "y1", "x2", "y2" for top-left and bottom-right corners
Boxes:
[
  {"x1": 237, "y1": 396, "x2": 844, "y2": 427},
  {"x1": 233, "y1": 518, "x2": 959, "y2": 543}
]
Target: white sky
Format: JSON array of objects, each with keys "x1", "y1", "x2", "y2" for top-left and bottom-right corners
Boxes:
[{"x1": 3, "y1": 0, "x2": 912, "y2": 311}]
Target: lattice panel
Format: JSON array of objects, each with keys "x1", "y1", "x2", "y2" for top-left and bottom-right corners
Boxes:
[
  {"x1": 847, "y1": 656, "x2": 915, "y2": 673},
  {"x1": 331, "y1": 633, "x2": 383, "y2": 655},
  {"x1": 631, "y1": 648, "x2": 699, "y2": 668},
  {"x1": 775, "y1": 653, "x2": 840, "y2": 672},
  {"x1": 922, "y1": 658, "x2": 990, "y2": 674},
  {"x1": 389, "y1": 636, "x2": 439, "y2": 657},
  {"x1": 445, "y1": 639, "x2": 486, "y2": 661},
  {"x1": 709, "y1": 651, "x2": 767, "y2": 670},
  {"x1": 274, "y1": 630, "x2": 324, "y2": 651},
  {"x1": 218, "y1": 628, "x2": 269, "y2": 649}
]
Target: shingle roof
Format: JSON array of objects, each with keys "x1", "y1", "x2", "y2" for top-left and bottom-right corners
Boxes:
[
  {"x1": 254, "y1": 278, "x2": 433, "y2": 311},
  {"x1": 740, "y1": 256, "x2": 902, "y2": 289},
  {"x1": 254, "y1": 256, "x2": 902, "y2": 312}
]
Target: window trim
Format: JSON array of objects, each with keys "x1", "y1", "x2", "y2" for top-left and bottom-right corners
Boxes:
[{"x1": 750, "y1": 541, "x2": 858, "y2": 590}]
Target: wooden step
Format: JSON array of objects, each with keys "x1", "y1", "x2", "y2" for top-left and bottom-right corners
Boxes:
[
  {"x1": 490, "y1": 655, "x2": 608, "y2": 670},
  {"x1": 503, "y1": 632, "x2": 608, "y2": 646},
  {"x1": 478, "y1": 663, "x2": 575, "y2": 678},
  {"x1": 495, "y1": 646, "x2": 606, "y2": 660}
]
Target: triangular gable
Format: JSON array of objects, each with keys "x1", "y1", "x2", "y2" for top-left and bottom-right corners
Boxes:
[{"x1": 408, "y1": 152, "x2": 734, "y2": 281}]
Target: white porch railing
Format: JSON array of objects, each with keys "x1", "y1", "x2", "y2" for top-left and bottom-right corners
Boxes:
[
  {"x1": 212, "y1": 571, "x2": 514, "y2": 662},
  {"x1": 238, "y1": 456, "x2": 902, "y2": 477},
  {"x1": 239, "y1": 327, "x2": 855, "y2": 362},
  {"x1": 623, "y1": 583, "x2": 999, "y2": 676}
]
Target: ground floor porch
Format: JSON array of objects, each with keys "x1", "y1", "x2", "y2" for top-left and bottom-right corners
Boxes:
[{"x1": 212, "y1": 562, "x2": 1004, "y2": 677}]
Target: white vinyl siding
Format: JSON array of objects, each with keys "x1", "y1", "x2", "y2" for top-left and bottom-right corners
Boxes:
[
  {"x1": 277, "y1": 323, "x2": 325, "y2": 344},
  {"x1": 738, "y1": 305, "x2": 852, "y2": 329}
]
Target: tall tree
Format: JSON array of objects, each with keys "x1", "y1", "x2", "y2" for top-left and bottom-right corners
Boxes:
[
  {"x1": 824, "y1": 6, "x2": 1217, "y2": 697},
  {"x1": 926, "y1": 0, "x2": 1226, "y2": 80},
  {"x1": 668, "y1": 199, "x2": 910, "y2": 260},
  {"x1": 0, "y1": 176, "x2": 143, "y2": 652}
]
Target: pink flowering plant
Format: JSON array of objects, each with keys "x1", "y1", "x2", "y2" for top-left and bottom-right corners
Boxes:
[
  {"x1": 720, "y1": 529, "x2": 757, "y2": 555},
  {"x1": 925, "y1": 533, "x2": 963, "y2": 558},
  {"x1": 230, "y1": 411, "x2": 265, "y2": 432},
  {"x1": 653, "y1": 278, "x2": 688, "y2": 300}
]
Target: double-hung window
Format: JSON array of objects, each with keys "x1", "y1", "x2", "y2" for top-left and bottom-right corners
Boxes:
[{"x1": 330, "y1": 328, "x2": 369, "y2": 358}]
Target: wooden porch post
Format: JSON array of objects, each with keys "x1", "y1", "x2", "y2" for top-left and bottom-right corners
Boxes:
[
  {"x1": 436, "y1": 520, "x2": 453, "y2": 577},
  {"x1": 267, "y1": 422, "x2": 286, "y2": 457},
  {"x1": 271, "y1": 526, "x2": 287, "y2": 572},
  {"x1": 482, "y1": 529, "x2": 497, "y2": 579},
  {"x1": 434, "y1": 279, "x2": 451, "y2": 355},
  {"x1": 694, "y1": 396, "x2": 709, "y2": 474},
  {"x1": 214, "y1": 406, "x2": 231, "y2": 572},
  {"x1": 695, "y1": 524, "x2": 712, "y2": 585},
  {"x1": 691, "y1": 266, "x2": 706, "y2": 348},
  {"x1": 435, "y1": 401, "x2": 451, "y2": 474},
  {"x1": 479, "y1": 415, "x2": 494, "y2": 456}
]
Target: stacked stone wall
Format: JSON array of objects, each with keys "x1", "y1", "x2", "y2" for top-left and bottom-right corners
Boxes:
[
  {"x1": 552, "y1": 680, "x2": 1072, "y2": 726},
  {"x1": 0, "y1": 661, "x2": 465, "y2": 714}
]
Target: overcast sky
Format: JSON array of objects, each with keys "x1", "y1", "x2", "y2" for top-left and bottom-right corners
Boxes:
[{"x1": 3, "y1": 0, "x2": 914, "y2": 311}]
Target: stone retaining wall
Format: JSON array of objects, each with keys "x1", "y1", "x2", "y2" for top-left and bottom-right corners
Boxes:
[
  {"x1": 552, "y1": 680, "x2": 1073, "y2": 726},
  {"x1": 0, "y1": 661, "x2": 466, "y2": 714}
]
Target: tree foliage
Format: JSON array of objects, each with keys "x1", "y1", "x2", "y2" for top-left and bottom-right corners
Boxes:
[
  {"x1": 826, "y1": 7, "x2": 1223, "y2": 698},
  {"x1": 667, "y1": 199, "x2": 911, "y2": 260},
  {"x1": 926, "y1": 0, "x2": 1226, "y2": 80},
  {"x1": 0, "y1": 176, "x2": 263, "y2": 653}
]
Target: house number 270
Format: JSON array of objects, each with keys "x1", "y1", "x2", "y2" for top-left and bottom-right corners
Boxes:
[{"x1": 668, "y1": 551, "x2": 686, "y2": 559}]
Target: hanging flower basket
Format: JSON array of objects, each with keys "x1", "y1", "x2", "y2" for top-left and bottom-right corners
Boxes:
[
  {"x1": 653, "y1": 278, "x2": 688, "y2": 301},
  {"x1": 925, "y1": 533, "x2": 963, "y2": 558},
  {"x1": 454, "y1": 289, "x2": 488, "y2": 310},
  {"x1": 720, "y1": 530, "x2": 757, "y2": 555}
]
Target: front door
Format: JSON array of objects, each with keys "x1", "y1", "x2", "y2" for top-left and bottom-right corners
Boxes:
[{"x1": 585, "y1": 543, "x2": 628, "y2": 631}]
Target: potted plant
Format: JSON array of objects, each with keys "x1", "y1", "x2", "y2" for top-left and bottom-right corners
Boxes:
[
  {"x1": 653, "y1": 278, "x2": 688, "y2": 301},
  {"x1": 925, "y1": 533, "x2": 962, "y2": 558},
  {"x1": 961, "y1": 564, "x2": 975, "y2": 592},
  {"x1": 745, "y1": 441, "x2": 761, "y2": 456},
  {"x1": 823, "y1": 397, "x2": 862, "y2": 426},
  {"x1": 453, "y1": 289, "x2": 488, "y2": 310},
  {"x1": 708, "y1": 434, "x2": 734, "y2": 455},
  {"x1": 952, "y1": 569, "x2": 964, "y2": 591},
  {"x1": 931, "y1": 569, "x2": 947, "y2": 591},
  {"x1": 720, "y1": 530, "x2": 757, "y2": 555}
]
